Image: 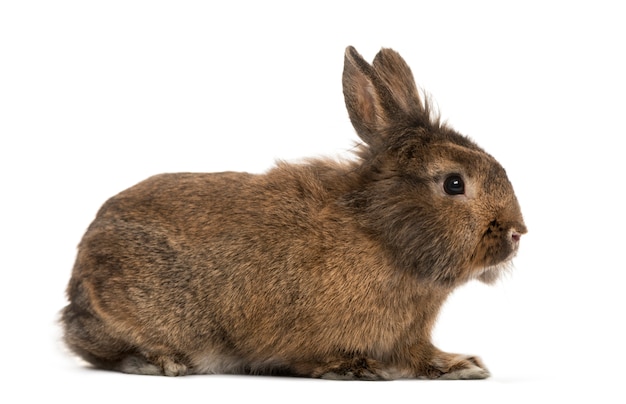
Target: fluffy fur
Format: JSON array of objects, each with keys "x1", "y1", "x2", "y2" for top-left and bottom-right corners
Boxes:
[{"x1": 61, "y1": 46, "x2": 526, "y2": 379}]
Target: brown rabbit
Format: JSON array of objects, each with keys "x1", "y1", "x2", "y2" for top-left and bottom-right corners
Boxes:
[{"x1": 61, "y1": 46, "x2": 526, "y2": 380}]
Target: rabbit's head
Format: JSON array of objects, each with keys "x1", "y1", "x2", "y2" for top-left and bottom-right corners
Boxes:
[{"x1": 342, "y1": 46, "x2": 526, "y2": 286}]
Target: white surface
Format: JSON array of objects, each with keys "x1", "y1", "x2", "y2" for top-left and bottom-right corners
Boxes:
[{"x1": 1, "y1": 1, "x2": 624, "y2": 402}]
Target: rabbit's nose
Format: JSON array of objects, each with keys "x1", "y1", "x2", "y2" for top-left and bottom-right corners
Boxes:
[
  {"x1": 511, "y1": 221, "x2": 527, "y2": 239},
  {"x1": 510, "y1": 224, "x2": 526, "y2": 242}
]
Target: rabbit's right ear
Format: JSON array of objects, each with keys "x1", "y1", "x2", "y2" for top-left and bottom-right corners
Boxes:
[{"x1": 342, "y1": 46, "x2": 423, "y2": 146}]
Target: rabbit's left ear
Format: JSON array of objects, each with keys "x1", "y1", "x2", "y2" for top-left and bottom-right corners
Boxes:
[{"x1": 342, "y1": 46, "x2": 423, "y2": 146}]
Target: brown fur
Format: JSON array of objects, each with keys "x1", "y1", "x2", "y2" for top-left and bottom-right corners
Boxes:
[{"x1": 61, "y1": 46, "x2": 526, "y2": 379}]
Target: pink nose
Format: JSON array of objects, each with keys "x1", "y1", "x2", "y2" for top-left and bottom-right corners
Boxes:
[{"x1": 511, "y1": 232, "x2": 522, "y2": 242}]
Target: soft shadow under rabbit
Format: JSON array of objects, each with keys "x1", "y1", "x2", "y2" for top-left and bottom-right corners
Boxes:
[{"x1": 61, "y1": 46, "x2": 526, "y2": 380}]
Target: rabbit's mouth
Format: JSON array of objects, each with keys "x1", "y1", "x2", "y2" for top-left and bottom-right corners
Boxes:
[
  {"x1": 476, "y1": 258, "x2": 516, "y2": 284},
  {"x1": 470, "y1": 222, "x2": 523, "y2": 283}
]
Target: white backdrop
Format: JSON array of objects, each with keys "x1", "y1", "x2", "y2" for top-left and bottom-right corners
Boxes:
[{"x1": 2, "y1": 1, "x2": 624, "y2": 402}]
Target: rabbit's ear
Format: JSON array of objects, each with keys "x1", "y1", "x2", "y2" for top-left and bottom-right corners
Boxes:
[
  {"x1": 342, "y1": 46, "x2": 424, "y2": 145},
  {"x1": 343, "y1": 46, "x2": 393, "y2": 145},
  {"x1": 371, "y1": 48, "x2": 423, "y2": 121}
]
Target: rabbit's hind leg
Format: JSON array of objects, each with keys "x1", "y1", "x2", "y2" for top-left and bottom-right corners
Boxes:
[
  {"x1": 62, "y1": 280, "x2": 191, "y2": 376},
  {"x1": 62, "y1": 304, "x2": 189, "y2": 376},
  {"x1": 61, "y1": 297, "x2": 133, "y2": 373}
]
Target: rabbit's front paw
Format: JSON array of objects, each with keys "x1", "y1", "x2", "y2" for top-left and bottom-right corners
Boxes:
[{"x1": 427, "y1": 353, "x2": 490, "y2": 380}]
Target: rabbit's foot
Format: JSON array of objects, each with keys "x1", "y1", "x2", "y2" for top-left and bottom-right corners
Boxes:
[
  {"x1": 118, "y1": 353, "x2": 189, "y2": 376},
  {"x1": 425, "y1": 353, "x2": 490, "y2": 380},
  {"x1": 312, "y1": 357, "x2": 392, "y2": 381}
]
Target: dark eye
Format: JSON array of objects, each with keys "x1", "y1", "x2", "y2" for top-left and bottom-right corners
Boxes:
[{"x1": 444, "y1": 174, "x2": 465, "y2": 195}]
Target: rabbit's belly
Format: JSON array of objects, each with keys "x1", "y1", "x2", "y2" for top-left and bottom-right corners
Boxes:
[{"x1": 189, "y1": 350, "x2": 244, "y2": 374}]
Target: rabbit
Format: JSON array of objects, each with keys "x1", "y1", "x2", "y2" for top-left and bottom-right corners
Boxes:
[{"x1": 61, "y1": 46, "x2": 526, "y2": 380}]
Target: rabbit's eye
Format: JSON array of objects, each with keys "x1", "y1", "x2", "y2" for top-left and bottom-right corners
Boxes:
[{"x1": 444, "y1": 175, "x2": 465, "y2": 195}]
